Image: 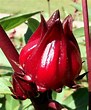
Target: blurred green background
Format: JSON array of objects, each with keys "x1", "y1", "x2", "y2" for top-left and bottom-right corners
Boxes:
[{"x1": 0, "y1": 0, "x2": 90, "y2": 17}]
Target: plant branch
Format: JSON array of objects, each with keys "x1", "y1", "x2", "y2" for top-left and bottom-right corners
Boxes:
[
  {"x1": 0, "y1": 25, "x2": 22, "y2": 73},
  {"x1": 82, "y1": 0, "x2": 91, "y2": 89},
  {"x1": 82, "y1": 0, "x2": 91, "y2": 108}
]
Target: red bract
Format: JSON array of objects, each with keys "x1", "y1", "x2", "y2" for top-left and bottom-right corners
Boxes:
[
  {"x1": 19, "y1": 10, "x2": 82, "y2": 92},
  {"x1": 10, "y1": 72, "x2": 37, "y2": 100}
]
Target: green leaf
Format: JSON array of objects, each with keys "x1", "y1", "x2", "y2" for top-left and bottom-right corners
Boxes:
[
  {"x1": 52, "y1": 88, "x2": 65, "y2": 104},
  {"x1": 71, "y1": 3, "x2": 82, "y2": 12},
  {"x1": 52, "y1": 91, "x2": 57, "y2": 100},
  {"x1": 71, "y1": 3, "x2": 91, "y2": 20},
  {"x1": 22, "y1": 99, "x2": 32, "y2": 110},
  {"x1": 0, "y1": 97, "x2": 6, "y2": 110},
  {"x1": 73, "y1": 26, "x2": 91, "y2": 38},
  {"x1": 0, "y1": 49, "x2": 11, "y2": 67},
  {"x1": 73, "y1": 26, "x2": 91, "y2": 58},
  {"x1": 0, "y1": 66, "x2": 12, "y2": 71},
  {"x1": 5, "y1": 95, "x2": 20, "y2": 110},
  {"x1": 0, "y1": 77, "x2": 12, "y2": 94},
  {"x1": 73, "y1": 27, "x2": 84, "y2": 38},
  {"x1": 28, "y1": 18, "x2": 39, "y2": 32},
  {"x1": 24, "y1": 27, "x2": 33, "y2": 43},
  {"x1": 0, "y1": 11, "x2": 40, "y2": 31},
  {"x1": 62, "y1": 88, "x2": 88, "y2": 110},
  {"x1": 79, "y1": 44, "x2": 86, "y2": 58},
  {"x1": 24, "y1": 18, "x2": 39, "y2": 43}
]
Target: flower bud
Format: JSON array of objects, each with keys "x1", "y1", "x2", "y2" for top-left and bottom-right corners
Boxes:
[{"x1": 19, "y1": 10, "x2": 82, "y2": 92}]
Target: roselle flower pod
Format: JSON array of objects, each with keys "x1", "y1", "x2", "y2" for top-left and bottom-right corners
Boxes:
[{"x1": 19, "y1": 10, "x2": 82, "y2": 92}]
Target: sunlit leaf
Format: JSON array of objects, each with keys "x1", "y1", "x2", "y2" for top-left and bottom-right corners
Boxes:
[
  {"x1": 0, "y1": 77, "x2": 12, "y2": 94},
  {"x1": 5, "y1": 95, "x2": 20, "y2": 110},
  {"x1": 0, "y1": 11, "x2": 40, "y2": 31},
  {"x1": 52, "y1": 88, "x2": 65, "y2": 104},
  {"x1": 62, "y1": 88, "x2": 88, "y2": 110},
  {"x1": 0, "y1": 49, "x2": 11, "y2": 67},
  {"x1": 73, "y1": 27, "x2": 84, "y2": 38},
  {"x1": 79, "y1": 44, "x2": 86, "y2": 58},
  {"x1": 73, "y1": 26, "x2": 91, "y2": 38},
  {"x1": 71, "y1": 3, "x2": 91, "y2": 20},
  {"x1": 22, "y1": 99, "x2": 33, "y2": 110},
  {"x1": 71, "y1": 3, "x2": 82, "y2": 11}
]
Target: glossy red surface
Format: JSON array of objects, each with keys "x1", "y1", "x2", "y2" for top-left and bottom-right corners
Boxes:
[{"x1": 19, "y1": 10, "x2": 82, "y2": 92}]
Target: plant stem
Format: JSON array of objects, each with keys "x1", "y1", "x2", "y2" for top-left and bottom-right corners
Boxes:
[
  {"x1": 82, "y1": 0, "x2": 91, "y2": 108},
  {"x1": 0, "y1": 25, "x2": 22, "y2": 73},
  {"x1": 47, "y1": 0, "x2": 51, "y2": 16},
  {"x1": 31, "y1": 91, "x2": 65, "y2": 110}
]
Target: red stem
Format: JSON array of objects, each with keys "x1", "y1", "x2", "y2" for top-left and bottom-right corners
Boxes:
[
  {"x1": 82, "y1": 0, "x2": 91, "y2": 108},
  {"x1": 30, "y1": 91, "x2": 65, "y2": 110},
  {"x1": 32, "y1": 100, "x2": 64, "y2": 110},
  {"x1": 0, "y1": 25, "x2": 22, "y2": 73},
  {"x1": 82, "y1": 0, "x2": 91, "y2": 89}
]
